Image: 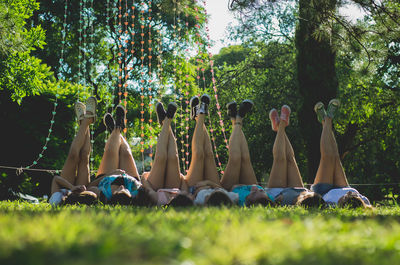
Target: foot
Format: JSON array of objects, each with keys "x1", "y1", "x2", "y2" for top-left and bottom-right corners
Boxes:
[
  {"x1": 280, "y1": 105, "x2": 291, "y2": 126},
  {"x1": 74, "y1": 101, "x2": 86, "y2": 122},
  {"x1": 166, "y1": 102, "x2": 178, "y2": 119},
  {"x1": 199, "y1": 94, "x2": 211, "y2": 115},
  {"x1": 115, "y1": 105, "x2": 126, "y2": 130},
  {"x1": 226, "y1": 101, "x2": 237, "y2": 119},
  {"x1": 85, "y1": 96, "x2": 97, "y2": 123},
  {"x1": 314, "y1": 102, "x2": 327, "y2": 123},
  {"x1": 269, "y1": 108, "x2": 280, "y2": 131},
  {"x1": 327, "y1": 98, "x2": 340, "y2": 119},
  {"x1": 238, "y1": 99, "x2": 253, "y2": 118},
  {"x1": 156, "y1": 102, "x2": 166, "y2": 125},
  {"x1": 189, "y1": 96, "x2": 199, "y2": 120},
  {"x1": 103, "y1": 113, "x2": 115, "y2": 134}
]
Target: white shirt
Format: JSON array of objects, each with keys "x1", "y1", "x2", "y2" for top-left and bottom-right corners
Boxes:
[{"x1": 323, "y1": 187, "x2": 370, "y2": 206}]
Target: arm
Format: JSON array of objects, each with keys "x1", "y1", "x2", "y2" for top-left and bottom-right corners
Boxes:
[{"x1": 51, "y1": 176, "x2": 85, "y2": 194}]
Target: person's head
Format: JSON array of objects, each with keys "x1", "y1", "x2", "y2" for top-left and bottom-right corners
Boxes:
[
  {"x1": 168, "y1": 194, "x2": 193, "y2": 207},
  {"x1": 296, "y1": 191, "x2": 325, "y2": 208},
  {"x1": 64, "y1": 191, "x2": 98, "y2": 205},
  {"x1": 205, "y1": 190, "x2": 233, "y2": 206},
  {"x1": 131, "y1": 186, "x2": 155, "y2": 207},
  {"x1": 245, "y1": 186, "x2": 275, "y2": 207},
  {"x1": 107, "y1": 179, "x2": 133, "y2": 205},
  {"x1": 338, "y1": 191, "x2": 370, "y2": 209}
]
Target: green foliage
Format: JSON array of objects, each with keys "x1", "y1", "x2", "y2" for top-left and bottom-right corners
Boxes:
[{"x1": 1, "y1": 202, "x2": 400, "y2": 265}]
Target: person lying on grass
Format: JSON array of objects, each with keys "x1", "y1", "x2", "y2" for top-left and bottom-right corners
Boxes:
[
  {"x1": 220, "y1": 99, "x2": 274, "y2": 207},
  {"x1": 49, "y1": 96, "x2": 97, "y2": 206},
  {"x1": 86, "y1": 105, "x2": 141, "y2": 205},
  {"x1": 265, "y1": 105, "x2": 325, "y2": 208},
  {"x1": 311, "y1": 99, "x2": 371, "y2": 209},
  {"x1": 185, "y1": 94, "x2": 238, "y2": 206},
  {"x1": 138, "y1": 101, "x2": 193, "y2": 207}
]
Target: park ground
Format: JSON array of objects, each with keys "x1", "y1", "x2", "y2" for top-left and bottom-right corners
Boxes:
[{"x1": 1, "y1": 201, "x2": 400, "y2": 265}]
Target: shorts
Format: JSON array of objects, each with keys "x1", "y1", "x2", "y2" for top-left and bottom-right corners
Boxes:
[{"x1": 311, "y1": 183, "x2": 344, "y2": 196}]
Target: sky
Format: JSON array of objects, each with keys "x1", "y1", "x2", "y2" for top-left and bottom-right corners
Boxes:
[{"x1": 205, "y1": 0, "x2": 366, "y2": 55}]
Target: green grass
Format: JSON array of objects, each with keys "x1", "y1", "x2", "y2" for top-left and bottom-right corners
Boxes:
[{"x1": 1, "y1": 202, "x2": 400, "y2": 265}]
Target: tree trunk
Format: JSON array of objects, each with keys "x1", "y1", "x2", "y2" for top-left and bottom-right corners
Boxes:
[{"x1": 296, "y1": 0, "x2": 338, "y2": 183}]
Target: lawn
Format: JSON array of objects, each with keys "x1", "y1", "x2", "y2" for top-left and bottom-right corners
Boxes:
[{"x1": 1, "y1": 201, "x2": 400, "y2": 265}]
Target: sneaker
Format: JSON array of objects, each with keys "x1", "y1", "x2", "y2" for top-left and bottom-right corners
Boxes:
[
  {"x1": 269, "y1": 108, "x2": 280, "y2": 131},
  {"x1": 189, "y1": 96, "x2": 199, "y2": 120},
  {"x1": 280, "y1": 105, "x2": 291, "y2": 126},
  {"x1": 74, "y1": 101, "x2": 86, "y2": 122},
  {"x1": 327, "y1": 98, "x2": 340, "y2": 119},
  {"x1": 238, "y1": 99, "x2": 253, "y2": 118},
  {"x1": 314, "y1": 102, "x2": 327, "y2": 123},
  {"x1": 199, "y1": 94, "x2": 211, "y2": 115},
  {"x1": 156, "y1": 102, "x2": 166, "y2": 125},
  {"x1": 166, "y1": 102, "x2": 178, "y2": 119},
  {"x1": 226, "y1": 101, "x2": 237, "y2": 119},
  {"x1": 85, "y1": 96, "x2": 97, "y2": 122},
  {"x1": 103, "y1": 113, "x2": 115, "y2": 133},
  {"x1": 115, "y1": 105, "x2": 126, "y2": 130}
]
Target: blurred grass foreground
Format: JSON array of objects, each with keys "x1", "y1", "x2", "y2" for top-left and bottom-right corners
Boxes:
[{"x1": 1, "y1": 201, "x2": 400, "y2": 265}]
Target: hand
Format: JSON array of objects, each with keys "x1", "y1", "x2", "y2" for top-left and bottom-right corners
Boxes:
[
  {"x1": 109, "y1": 169, "x2": 126, "y2": 176},
  {"x1": 71, "y1": 185, "x2": 86, "y2": 193}
]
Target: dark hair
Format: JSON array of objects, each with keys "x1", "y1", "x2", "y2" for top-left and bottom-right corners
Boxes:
[
  {"x1": 246, "y1": 196, "x2": 275, "y2": 207},
  {"x1": 108, "y1": 192, "x2": 132, "y2": 205},
  {"x1": 338, "y1": 193, "x2": 369, "y2": 208},
  {"x1": 296, "y1": 193, "x2": 325, "y2": 208},
  {"x1": 168, "y1": 194, "x2": 193, "y2": 207},
  {"x1": 206, "y1": 191, "x2": 233, "y2": 206},
  {"x1": 64, "y1": 192, "x2": 98, "y2": 205},
  {"x1": 131, "y1": 187, "x2": 155, "y2": 207}
]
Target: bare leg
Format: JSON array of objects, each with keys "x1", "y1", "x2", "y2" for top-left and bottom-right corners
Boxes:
[
  {"x1": 285, "y1": 133, "x2": 304, "y2": 187},
  {"x1": 164, "y1": 127, "x2": 182, "y2": 188},
  {"x1": 186, "y1": 114, "x2": 206, "y2": 186},
  {"x1": 97, "y1": 128, "x2": 121, "y2": 176},
  {"x1": 221, "y1": 118, "x2": 242, "y2": 190},
  {"x1": 203, "y1": 123, "x2": 220, "y2": 184},
  {"x1": 60, "y1": 118, "x2": 92, "y2": 185},
  {"x1": 267, "y1": 122, "x2": 288, "y2": 188},
  {"x1": 329, "y1": 123, "x2": 349, "y2": 187},
  {"x1": 146, "y1": 118, "x2": 170, "y2": 190},
  {"x1": 237, "y1": 117, "x2": 258, "y2": 185},
  {"x1": 75, "y1": 126, "x2": 91, "y2": 186},
  {"x1": 118, "y1": 135, "x2": 140, "y2": 178},
  {"x1": 314, "y1": 118, "x2": 336, "y2": 185}
]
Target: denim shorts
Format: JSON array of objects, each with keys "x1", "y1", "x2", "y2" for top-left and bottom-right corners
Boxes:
[{"x1": 311, "y1": 183, "x2": 344, "y2": 196}]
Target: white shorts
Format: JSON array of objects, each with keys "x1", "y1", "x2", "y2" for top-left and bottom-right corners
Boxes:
[{"x1": 194, "y1": 188, "x2": 238, "y2": 205}]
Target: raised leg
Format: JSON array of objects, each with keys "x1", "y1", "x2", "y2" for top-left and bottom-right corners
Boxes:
[
  {"x1": 202, "y1": 122, "x2": 220, "y2": 184},
  {"x1": 97, "y1": 128, "x2": 121, "y2": 176},
  {"x1": 118, "y1": 135, "x2": 140, "y2": 178},
  {"x1": 186, "y1": 114, "x2": 206, "y2": 186},
  {"x1": 60, "y1": 118, "x2": 92, "y2": 185},
  {"x1": 164, "y1": 127, "x2": 182, "y2": 188},
  {"x1": 313, "y1": 118, "x2": 336, "y2": 185},
  {"x1": 221, "y1": 118, "x2": 242, "y2": 190},
  {"x1": 75, "y1": 126, "x2": 91, "y2": 186},
  {"x1": 237, "y1": 117, "x2": 258, "y2": 185},
  {"x1": 284, "y1": 133, "x2": 304, "y2": 187},
  {"x1": 146, "y1": 118, "x2": 170, "y2": 190},
  {"x1": 267, "y1": 122, "x2": 288, "y2": 188}
]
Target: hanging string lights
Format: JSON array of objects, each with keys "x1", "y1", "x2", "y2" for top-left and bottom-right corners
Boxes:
[
  {"x1": 25, "y1": 0, "x2": 69, "y2": 171},
  {"x1": 147, "y1": 1, "x2": 154, "y2": 165},
  {"x1": 139, "y1": 1, "x2": 146, "y2": 171}
]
